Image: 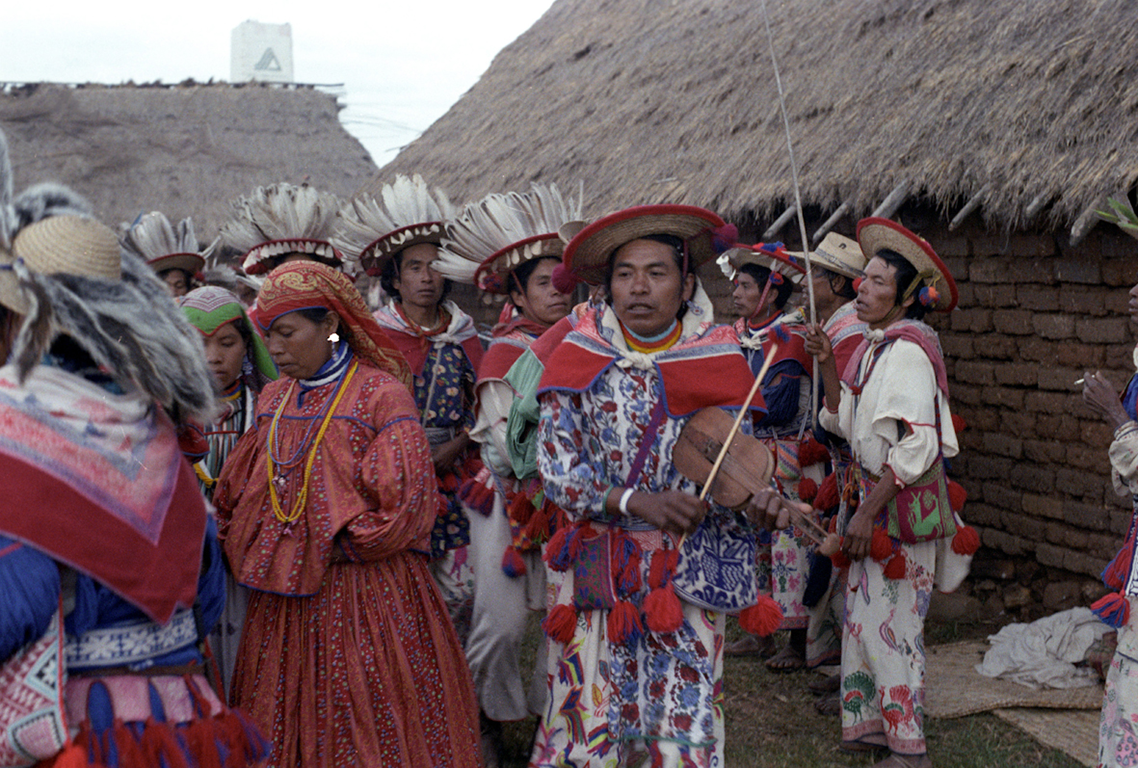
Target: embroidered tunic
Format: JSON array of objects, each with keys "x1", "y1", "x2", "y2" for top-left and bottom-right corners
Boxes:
[{"x1": 533, "y1": 295, "x2": 763, "y2": 766}]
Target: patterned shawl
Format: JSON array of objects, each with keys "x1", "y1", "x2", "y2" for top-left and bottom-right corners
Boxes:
[
  {"x1": 0, "y1": 364, "x2": 205, "y2": 623},
  {"x1": 255, "y1": 261, "x2": 412, "y2": 391}
]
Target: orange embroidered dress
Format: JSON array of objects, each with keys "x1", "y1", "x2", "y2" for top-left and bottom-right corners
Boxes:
[{"x1": 213, "y1": 262, "x2": 480, "y2": 768}]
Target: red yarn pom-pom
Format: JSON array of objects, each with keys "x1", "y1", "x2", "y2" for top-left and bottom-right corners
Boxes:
[
  {"x1": 501, "y1": 546, "x2": 527, "y2": 577},
  {"x1": 644, "y1": 583, "x2": 684, "y2": 634},
  {"x1": 951, "y1": 414, "x2": 967, "y2": 434},
  {"x1": 870, "y1": 529, "x2": 893, "y2": 562},
  {"x1": 948, "y1": 480, "x2": 967, "y2": 512},
  {"x1": 607, "y1": 599, "x2": 644, "y2": 644},
  {"x1": 797, "y1": 478, "x2": 818, "y2": 504},
  {"x1": 542, "y1": 604, "x2": 578, "y2": 643},
  {"x1": 798, "y1": 437, "x2": 829, "y2": 468},
  {"x1": 830, "y1": 549, "x2": 851, "y2": 570},
  {"x1": 883, "y1": 553, "x2": 907, "y2": 580},
  {"x1": 951, "y1": 525, "x2": 980, "y2": 556},
  {"x1": 551, "y1": 263, "x2": 579, "y2": 294},
  {"x1": 738, "y1": 594, "x2": 783, "y2": 637},
  {"x1": 814, "y1": 472, "x2": 839, "y2": 512}
]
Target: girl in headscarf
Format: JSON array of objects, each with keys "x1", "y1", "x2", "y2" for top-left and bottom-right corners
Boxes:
[
  {"x1": 213, "y1": 261, "x2": 480, "y2": 768},
  {"x1": 178, "y1": 285, "x2": 277, "y2": 697}
]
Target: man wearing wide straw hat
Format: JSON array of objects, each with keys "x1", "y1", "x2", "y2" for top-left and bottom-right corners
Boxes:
[
  {"x1": 532, "y1": 203, "x2": 805, "y2": 766},
  {"x1": 804, "y1": 217, "x2": 974, "y2": 768},
  {"x1": 0, "y1": 154, "x2": 267, "y2": 766},
  {"x1": 332, "y1": 175, "x2": 483, "y2": 645}
]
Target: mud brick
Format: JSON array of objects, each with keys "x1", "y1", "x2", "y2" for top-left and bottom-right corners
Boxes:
[
  {"x1": 993, "y1": 309, "x2": 1035, "y2": 335},
  {"x1": 1014, "y1": 336, "x2": 1057, "y2": 364},
  {"x1": 993, "y1": 363, "x2": 1037, "y2": 386},
  {"x1": 1044, "y1": 521, "x2": 1088, "y2": 548},
  {"x1": 1010, "y1": 464, "x2": 1055, "y2": 493},
  {"x1": 1110, "y1": 507, "x2": 1134, "y2": 536},
  {"x1": 1079, "y1": 420, "x2": 1113, "y2": 448},
  {"x1": 957, "y1": 407, "x2": 997, "y2": 431},
  {"x1": 1036, "y1": 543, "x2": 1066, "y2": 568},
  {"x1": 1062, "y1": 500, "x2": 1111, "y2": 531},
  {"x1": 1022, "y1": 492, "x2": 1064, "y2": 519},
  {"x1": 981, "y1": 432, "x2": 1022, "y2": 458},
  {"x1": 1060, "y1": 285, "x2": 1112, "y2": 317},
  {"x1": 1024, "y1": 390, "x2": 1068, "y2": 413},
  {"x1": 968, "y1": 455, "x2": 1014, "y2": 480},
  {"x1": 954, "y1": 360, "x2": 995, "y2": 385},
  {"x1": 1022, "y1": 439, "x2": 1067, "y2": 463},
  {"x1": 1055, "y1": 467, "x2": 1105, "y2": 503},
  {"x1": 1005, "y1": 234, "x2": 1059, "y2": 258},
  {"x1": 1036, "y1": 366, "x2": 1083, "y2": 391},
  {"x1": 1062, "y1": 551, "x2": 1105, "y2": 578},
  {"x1": 983, "y1": 529, "x2": 1027, "y2": 555},
  {"x1": 1054, "y1": 341, "x2": 1105, "y2": 368},
  {"x1": 1004, "y1": 511, "x2": 1046, "y2": 540},
  {"x1": 982, "y1": 482, "x2": 1022, "y2": 511},
  {"x1": 975, "y1": 285, "x2": 1018, "y2": 308},
  {"x1": 981, "y1": 386, "x2": 1024, "y2": 409},
  {"x1": 965, "y1": 502, "x2": 1003, "y2": 527},
  {"x1": 1055, "y1": 258, "x2": 1102, "y2": 284},
  {"x1": 952, "y1": 308, "x2": 993, "y2": 333},
  {"x1": 1102, "y1": 256, "x2": 1138, "y2": 286},
  {"x1": 1000, "y1": 411, "x2": 1038, "y2": 435},
  {"x1": 968, "y1": 259, "x2": 1013, "y2": 283},
  {"x1": 940, "y1": 334, "x2": 974, "y2": 359},
  {"x1": 1089, "y1": 532, "x2": 1124, "y2": 559},
  {"x1": 1066, "y1": 443, "x2": 1107, "y2": 470},
  {"x1": 949, "y1": 383, "x2": 982, "y2": 406},
  {"x1": 1032, "y1": 314, "x2": 1076, "y2": 339},
  {"x1": 1017, "y1": 285, "x2": 1060, "y2": 311},
  {"x1": 1075, "y1": 317, "x2": 1131, "y2": 345}
]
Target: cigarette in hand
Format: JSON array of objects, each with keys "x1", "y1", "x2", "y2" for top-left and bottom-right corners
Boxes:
[{"x1": 1074, "y1": 378, "x2": 1085, "y2": 386}]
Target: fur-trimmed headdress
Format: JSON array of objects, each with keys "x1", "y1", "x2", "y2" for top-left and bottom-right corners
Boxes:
[
  {"x1": 220, "y1": 183, "x2": 346, "y2": 276},
  {"x1": 0, "y1": 132, "x2": 216, "y2": 424},
  {"x1": 435, "y1": 183, "x2": 582, "y2": 294},
  {"x1": 121, "y1": 211, "x2": 208, "y2": 277},
  {"x1": 332, "y1": 174, "x2": 456, "y2": 276}
]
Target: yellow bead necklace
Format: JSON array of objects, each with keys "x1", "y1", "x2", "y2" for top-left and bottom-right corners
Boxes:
[{"x1": 267, "y1": 360, "x2": 358, "y2": 524}]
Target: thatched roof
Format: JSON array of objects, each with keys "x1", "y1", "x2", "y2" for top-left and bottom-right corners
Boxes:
[
  {"x1": 375, "y1": 0, "x2": 1138, "y2": 237},
  {"x1": 1, "y1": 82, "x2": 377, "y2": 240}
]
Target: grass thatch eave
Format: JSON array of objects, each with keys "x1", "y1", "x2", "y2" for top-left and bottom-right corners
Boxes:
[{"x1": 376, "y1": 0, "x2": 1138, "y2": 234}]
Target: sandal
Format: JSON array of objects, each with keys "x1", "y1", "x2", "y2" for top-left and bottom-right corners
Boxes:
[{"x1": 724, "y1": 634, "x2": 777, "y2": 658}]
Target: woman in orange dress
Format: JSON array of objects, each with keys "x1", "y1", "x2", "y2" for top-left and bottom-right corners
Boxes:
[{"x1": 213, "y1": 260, "x2": 480, "y2": 767}]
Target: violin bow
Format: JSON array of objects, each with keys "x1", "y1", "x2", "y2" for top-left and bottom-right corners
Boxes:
[
  {"x1": 697, "y1": 342, "x2": 778, "y2": 504},
  {"x1": 759, "y1": 0, "x2": 820, "y2": 426}
]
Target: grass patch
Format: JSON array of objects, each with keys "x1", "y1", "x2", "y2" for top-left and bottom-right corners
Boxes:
[{"x1": 501, "y1": 618, "x2": 1086, "y2": 767}]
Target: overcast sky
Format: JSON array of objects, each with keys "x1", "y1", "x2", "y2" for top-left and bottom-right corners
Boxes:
[{"x1": 2, "y1": 0, "x2": 554, "y2": 166}]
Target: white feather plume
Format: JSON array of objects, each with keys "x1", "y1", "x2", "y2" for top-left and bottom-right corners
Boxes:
[
  {"x1": 120, "y1": 211, "x2": 200, "y2": 261},
  {"x1": 436, "y1": 182, "x2": 582, "y2": 284},
  {"x1": 220, "y1": 183, "x2": 341, "y2": 252},
  {"x1": 331, "y1": 174, "x2": 456, "y2": 258}
]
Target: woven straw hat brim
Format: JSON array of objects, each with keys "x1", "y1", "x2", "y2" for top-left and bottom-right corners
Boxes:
[
  {"x1": 856, "y1": 217, "x2": 958, "y2": 312},
  {"x1": 724, "y1": 246, "x2": 807, "y2": 284},
  {"x1": 0, "y1": 216, "x2": 122, "y2": 314},
  {"x1": 360, "y1": 222, "x2": 445, "y2": 276},
  {"x1": 564, "y1": 205, "x2": 725, "y2": 285},
  {"x1": 809, "y1": 232, "x2": 867, "y2": 280},
  {"x1": 474, "y1": 233, "x2": 564, "y2": 294},
  {"x1": 148, "y1": 253, "x2": 205, "y2": 276}
]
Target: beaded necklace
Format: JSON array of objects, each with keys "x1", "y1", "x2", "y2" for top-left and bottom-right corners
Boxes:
[
  {"x1": 621, "y1": 319, "x2": 681, "y2": 353},
  {"x1": 267, "y1": 359, "x2": 358, "y2": 523}
]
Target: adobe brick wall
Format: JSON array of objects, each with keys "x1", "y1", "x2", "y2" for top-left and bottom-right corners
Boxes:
[{"x1": 930, "y1": 217, "x2": 1136, "y2": 580}]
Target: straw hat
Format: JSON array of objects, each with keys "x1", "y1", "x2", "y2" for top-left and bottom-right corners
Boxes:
[
  {"x1": 806, "y1": 232, "x2": 866, "y2": 280},
  {"x1": 717, "y1": 242, "x2": 806, "y2": 284},
  {"x1": 0, "y1": 215, "x2": 121, "y2": 314},
  {"x1": 856, "y1": 217, "x2": 958, "y2": 312},
  {"x1": 562, "y1": 204, "x2": 727, "y2": 286}
]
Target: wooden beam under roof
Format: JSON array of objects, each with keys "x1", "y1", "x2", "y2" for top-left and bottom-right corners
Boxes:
[
  {"x1": 948, "y1": 184, "x2": 990, "y2": 231},
  {"x1": 812, "y1": 203, "x2": 850, "y2": 243},
  {"x1": 762, "y1": 205, "x2": 797, "y2": 241},
  {"x1": 871, "y1": 180, "x2": 910, "y2": 219}
]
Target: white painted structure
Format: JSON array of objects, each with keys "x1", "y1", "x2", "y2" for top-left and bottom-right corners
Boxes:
[{"x1": 230, "y1": 21, "x2": 294, "y2": 83}]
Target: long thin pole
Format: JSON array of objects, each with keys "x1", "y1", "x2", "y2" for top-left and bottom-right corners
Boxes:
[{"x1": 759, "y1": 0, "x2": 819, "y2": 426}]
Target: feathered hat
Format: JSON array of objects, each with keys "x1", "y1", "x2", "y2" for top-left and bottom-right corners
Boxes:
[
  {"x1": 220, "y1": 183, "x2": 345, "y2": 277},
  {"x1": 435, "y1": 183, "x2": 583, "y2": 294},
  {"x1": 0, "y1": 132, "x2": 215, "y2": 424},
  {"x1": 332, "y1": 174, "x2": 456, "y2": 276},
  {"x1": 121, "y1": 211, "x2": 207, "y2": 278}
]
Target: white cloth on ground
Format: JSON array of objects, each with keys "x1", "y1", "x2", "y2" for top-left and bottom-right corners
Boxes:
[{"x1": 976, "y1": 607, "x2": 1110, "y2": 689}]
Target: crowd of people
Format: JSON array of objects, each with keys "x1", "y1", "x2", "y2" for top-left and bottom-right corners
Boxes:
[{"x1": 1, "y1": 121, "x2": 1135, "y2": 768}]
